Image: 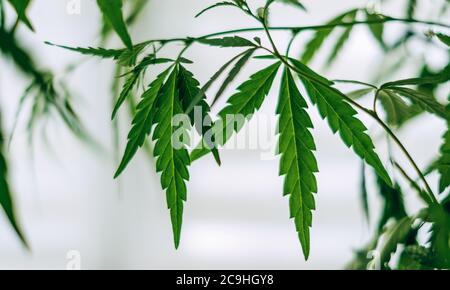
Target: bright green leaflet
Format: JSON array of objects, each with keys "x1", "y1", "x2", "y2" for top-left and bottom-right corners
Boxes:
[
  {"x1": 96, "y1": 0, "x2": 133, "y2": 49},
  {"x1": 191, "y1": 62, "x2": 281, "y2": 162},
  {"x1": 277, "y1": 67, "x2": 318, "y2": 259},
  {"x1": 152, "y1": 67, "x2": 190, "y2": 248}
]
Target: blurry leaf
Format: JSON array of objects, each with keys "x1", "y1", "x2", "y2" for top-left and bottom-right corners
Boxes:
[
  {"x1": 428, "y1": 197, "x2": 450, "y2": 268},
  {"x1": 7, "y1": 0, "x2": 33, "y2": 31},
  {"x1": 326, "y1": 10, "x2": 357, "y2": 66},
  {"x1": 398, "y1": 245, "x2": 432, "y2": 270},
  {"x1": 213, "y1": 48, "x2": 255, "y2": 105},
  {"x1": 198, "y1": 36, "x2": 256, "y2": 48},
  {"x1": 114, "y1": 67, "x2": 171, "y2": 178},
  {"x1": 277, "y1": 67, "x2": 318, "y2": 259},
  {"x1": 360, "y1": 163, "x2": 370, "y2": 223},
  {"x1": 437, "y1": 126, "x2": 450, "y2": 193},
  {"x1": 177, "y1": 65, "x2": 221, "y2": 165},
  {"x1": 437, "y1": 33, "x2": 450, "y2": 47},
  {"x1": 406, "y1": 0, "x2": 417, "y2": 19},
  {"x1": 381, "y1": 69, "x2": 450, "y2": 88},
  {"x1": 373, "y1": 217, "x2": 414, "y2": 269},
  {"x1": 301, "y1": 9, "x2": 358, "y2": 64},
  {"x1": 152, "y1": 67, "x2": 191, "y2": 249},
  {"x1": 388, "y1": 87, "x2": 448, "y2": 119},
  {"x1": 347, "y1": 88, "x2": 374, "y2": 100},
  {"x1": 365, "y1": 11, "x2": 386, "y2": 50},
  {"x1": 191, "y1": 62, "x2": 281, "y2": 162},
  {"x1": 376, "y1": 176, "x2": 407, "y2": 232},
  {"x1": 0, "y1": 124, "x2": 28, "y2": 248},
  {"x1": 378, "y1": 90, "x2": 420, "y2": 126},
  {"x1": 97, "y1": 0, "x2": 133, "y2": 49},
  {"x1": 276, "y1": 0, "x2": 306, "y2": 11},
  {"x1": 292, "y1": 60, "x2": 392, "y2": 186},
  {"x1": 195, "y1": 1, "x2": 237, "y2": 18}
]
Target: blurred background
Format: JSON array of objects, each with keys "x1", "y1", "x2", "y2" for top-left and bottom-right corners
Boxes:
[{"x1": 0, "y1": 0, "x2": 448, "y2": 269}]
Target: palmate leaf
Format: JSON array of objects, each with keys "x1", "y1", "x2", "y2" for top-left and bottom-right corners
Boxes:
[
  {"x1": 0, "y1": 126, "x2": 28, "y2": 248},
  {"x1": 290, "y1": 59, "x2": 392, "y2": 186},
  {"x1": 152, "y1": 67, "x2": 191, "y2": 249},
  {"x1": 114, "y1": 67, "x2": 172, "y2": 178},
  {"x1": 301, "y1": 9, "x2": 358, "y2": 64},
  {"x1": 191, "y1": 62, "x2": 281, "y2": 162},
  {"x1": 277, "y1": 68, "x2": 318, "y2": 259},
  {"x1": 7, "y1": 0, "x2": 33, "y2": 31},
  {"x1": 198, "y1": 36, "x2": 256, "y2": 48},
  {"x1": 96, "y1": 0, "x2": 133, "y2": 49}
]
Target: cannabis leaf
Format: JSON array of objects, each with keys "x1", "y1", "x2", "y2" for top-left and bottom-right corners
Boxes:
[
  {"x1": 114, "y1": 67, "x2": 172, "y2": 178},
  {"x1": 428, "y1": 197, "x2": 450, "y2": 268},
  {"x1": 376, "y1": 176, "x2": 407, "y2": 232},
  {"x1": 378, "y1": 90, "x2": 420, "y2": 126},
  {"x1": 177, "y1": 65, "x2": 221, "y2": 165},
  {"x1": 290, "y1": 59, "x2": 392, "y2": 186},
  {"x1": 191, "y1": 62, "x2": 281, "y2": 162},
  {"x1": 277, "y1": 67, "x2": 318, "y2": 259},
  {"x1": 45, "y1": 42, "x2": 124, "y2": 60},
  {"x1": 436, "y1": 33, "x2": 450, "y2": 47},
  {"x1": 437, "y1": 126, "x2": 450, "y2": 193},
  {"x1": 152, "y1": 67, "x2": 191, "y2": 248},
  {"x1": 7, "y1": 0, "x2": 33, "y2": 31},
  {"x1": 326, "y1": 10, "x2": 357, "y2": 66},
  {"x1": 0, "y1": 126, "x2": 28, "y2": 248},
  {"x1": 97, "y1": 0, "x2": 133, "y2": 49},
  {"x1": 365, "y1": 11, "x2": 386, "y2": 49},
  {"x1": 195, "y1": 1, "x2": 237, "y2": 18},
  {"x1": 198, "y1": 36, "x2": 256, "y2": 48},
  {"x1": 301, "y1": 9, "x2": 358, "y2": 64}
]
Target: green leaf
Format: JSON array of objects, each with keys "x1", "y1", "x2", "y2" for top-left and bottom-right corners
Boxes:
[
  {"x1": 428, "y1": 197, "x2": 450, "y2": 268},
  {"x1": 276, "y1": 0, "x2": 306, "y2": 11},
  {"x1": 198, "y1": 36, "x2": 256, "y2": 48},
  {"x1": 212, "y1": 48, "x2": 255, "y2": 105},
  {"x1": 437, "y1": 126, "x2": 450, "y2": 193},
  {"x1": 436, "y1": 33, "x2": 450, "y2": 47},
  {"x1": 96, "y1": 0, "x2": 133, "y2": 49},
  {"x1": 378, "y1": 90, "x2": 420, "y2": 126},
  {"x1": 7, "y1": 0, "x2": 33, "y2": 31},
  {"x1": 0, "y1": 126, "x2": 28, "y2": 248},
  {"x1": 114, "y1": 68, "x2": 171, "y2": 178},
  {"x1": 191, "y1": 62, "x2": 281, "y2": 162},
  {"x1": 387, "y1": 87, "x2": 448, "y2": 119},
  {"x1": 381, "y1": 70, "x2": 450, "y2": 88},
  {"x1": 326, "y1": 10, "x2": 357, "y2": 66},
  {"x1": 45, "y1": 42, "x2": 124, "y2": 59},
  {"x1": 111, "y1": 72, "x2": 139, "y2": 120},
  {"x1": 360, "y1": 163, "x2": 370, "y2": 223},
  {"x1": 177, "y1": 65, "x2": 221, "y2": 165},
  {"x1": 292, "y1": 62, "x2": 391, "y2": 186},
  {"x1": 347, "y1": 88, "x2": 374, "y2": 100},
  {"x1": 152, "y1": 67, "x2": 191, "y2": 249},
  {"x1": 301, "y1": 9, "x2": 358, "y2": 64},
  {"x1": 365, "y1": 11, "x2": 386, "y2": 49},
  {"x1": 195, "y1": 1, "x2": 237, "y2": 18},
  {"x1": 277, "y1": 68, "x2": 318, "y2": 259},
  {"x1": 406, "y1": 0, "x2": 417, "y2": 19}
]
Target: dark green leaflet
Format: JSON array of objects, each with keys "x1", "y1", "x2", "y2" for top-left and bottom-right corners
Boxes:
[
  {"x1": 45, "y1": 42, "x2": 124, "y2": 60},
  {"x1": 177, "y1": 65, "x2": 221, "y2": 165},
  {"x1": 360, "y1": 163, "x2": 370, "y2": 223},
  {"x1": 301, "y1": 9, "x2": 358, "y2": 64},
  {"x1": 0, "y1": 125, "x2": 28, "y2": 248},
  {"x1": 436, "y1": 33, "x2": 450, "y2": 47},
  {"x1": 212, "y1": 48, "x2": 256, "y2": 105},
  {"x1": 437, "y1": 126, "x2": 450, "y2": 193},
  {"x1": 114, "y1": 67, "x2": 172, "y2": 178},
  {"x1": 277, "y1": 68, "x2": 318, "y2": 259},
  {"x1": 191, "y1": 62, "x2": 281, "y2": 162},
  {"x1": 7, "y1": 0, "x2": 33, "y2": 30},
  {"x1": 152, "y1": 67, "x2": 191, "y2": 249},
  {"x1": 428, "y1": 197, "x2": 450, "y2": 268},
  {"x1": 97, "y1": 0, "x2": 133, "y2": 49},
  {"x1": 198, "y1": 36, "x2": 256, "y2": 48},
  {"x1": 378, "y1": 90, "x2": 419, "y2": 126},
  {"x1": 195, "y1": 1, "x2": 236, "y2": 18},
  {"x1": 291, "y1": 61, "x2": 391, "y2": 186}
]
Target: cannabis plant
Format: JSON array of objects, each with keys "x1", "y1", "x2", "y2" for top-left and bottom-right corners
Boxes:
[{"x1": 0, "y1": 0, "x2": 449, "y2": 269}]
